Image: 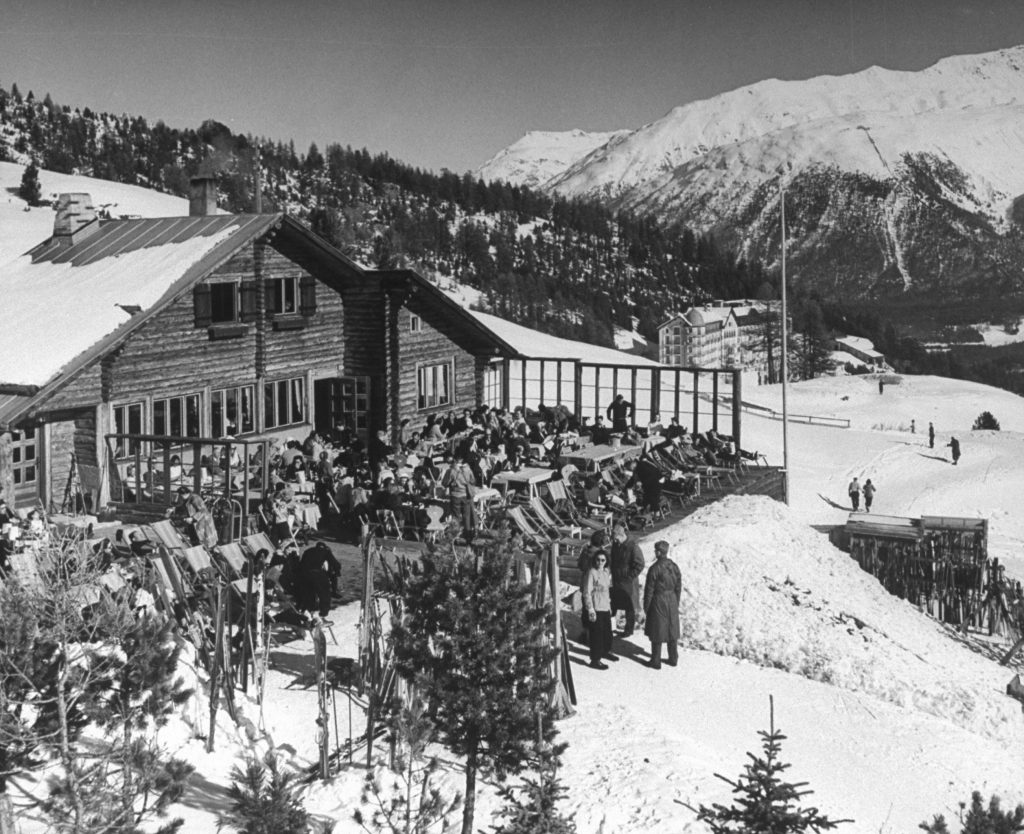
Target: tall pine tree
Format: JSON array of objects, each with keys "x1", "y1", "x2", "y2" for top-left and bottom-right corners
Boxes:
[{"x1": 390, "y1": 536, "x2": 561, "y2": 834}]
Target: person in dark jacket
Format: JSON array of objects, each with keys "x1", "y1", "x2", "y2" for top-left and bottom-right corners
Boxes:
[
  {"x1": 296, "y1": 541, "x2": 342, "y2": 622},
  {"x1": 606, "y1": 394, "x2": 634, "y2": 434},
  {"x1": 643, "y1": 540, "x2": 681, "y2": 669},
  {"x1": 609, "y1": 523, "x2": 645, "y2": 637},
  {"x1": 947, "y1": 437, "x2": 961, "y2": 465},
  {"x1": 928, "y1": 422, "x2": 935, "y2": 449},
  {"x1": 863, "y1": 479, "x2": 876, "y2": 512}
]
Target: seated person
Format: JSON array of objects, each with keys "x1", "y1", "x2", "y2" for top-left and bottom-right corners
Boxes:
[
  {"x1": 590, "y1": 416, "x2": 612, "y2": 446},
  {"x1": 168, "y1": 454, "x2": 184, "y2": 483}
]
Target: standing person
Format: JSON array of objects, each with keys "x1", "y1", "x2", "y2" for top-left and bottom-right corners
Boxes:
[
  {"x1": 643, "y1": 540, "x2": 682, "y2": 669},
  {"x1": 929, "y1": 422, "x2": 935, "y2": 449},
  {"x1": 443, "y1": 451, "x2": 477, "y2": 538},
  {"x1": 911, "y1": 419, "x2": 916, "y2": 434},
  {"x1": 863, "y1": 479, "x2": 876, "y2": 512},
  {"x1": 582, "y1": 549, "x2": 614, "y2": 669},
  {"x1": 606, "y1": 393, "x2": 634, "y2": 434},
  {"x1": 948, "y1": 437, "x2": 961, "y2": 466},
  {"x1": 848, "y1": 477, "x2": 861, "y2": 511},
  {"x1": 609, "y1": 523, "x2": 645, "y2": 637}
]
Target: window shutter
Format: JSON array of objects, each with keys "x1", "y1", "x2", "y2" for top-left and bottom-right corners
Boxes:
[
  {"x1": 265, "y1": 278, "x2": 277, "y2": 316},
  {"x1": 193, "y1": 283, "x2": 212, "y2": 327},
  {"x1": 239, "y1": 281, "x2": 258, "y2": 321},
  {"x1": 299, "y1": 275, "x2": 317, "y2": 317}
]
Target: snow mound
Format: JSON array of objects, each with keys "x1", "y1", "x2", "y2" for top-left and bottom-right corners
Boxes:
[{"x1": 658, "y1": 495, "x2": 1023, "y2": 745}]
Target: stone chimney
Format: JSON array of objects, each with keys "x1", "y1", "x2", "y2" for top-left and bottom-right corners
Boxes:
[
  {"x1": 189, "y1": 176, "x2": 217, "y2": 216},
  {"x1": 53, "y1": 193, "x2": 99, "y2": 247}
]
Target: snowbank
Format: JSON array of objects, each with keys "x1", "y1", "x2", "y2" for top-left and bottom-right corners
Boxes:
[{"x1": 656, "y1": 495, "x2": 1024, "y2": 746}]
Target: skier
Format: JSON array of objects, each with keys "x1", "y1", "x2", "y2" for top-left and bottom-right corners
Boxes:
[
  {"x1": 863, "y1": 479, "x2": 876, "y2": 512},
  {"x1": 928, "y1": 422, "x2": 935, "y2": 449},
  {"x1": 911, "y1": 419, "x2": 916, "y2": 434},
  {"x1": 848, "y1": 477, "x2": 861, "y2": 511},
  {"x1": 947, "y1": 437, "x2": 961, "y2": 466}
]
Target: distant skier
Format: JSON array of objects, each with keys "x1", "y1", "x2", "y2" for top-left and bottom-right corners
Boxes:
[
  {"x1": 928, "y1": 422, "x2": 935, "y2": 449},
  {"x1": 863, "y1": 479, "x2": 876, "y2": 512},
  {"x1": 848, "y1": 477, "x2": 861, "y2": 511},
  {"x1": 947, "y1": 437, "x2": 961, "y2": 466},
  {"x1": 878, "y1": 379, "x2": 884, "y2": 395},
  {"x1": 910, "y1": 419, "x2": 916, "y2": 434}
]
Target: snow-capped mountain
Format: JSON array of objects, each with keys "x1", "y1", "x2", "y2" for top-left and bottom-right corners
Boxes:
[
  {"x1": 476, "y1": 128, "x2": 629, "y2": 190},
  {"x1": 477, "y1": 46, "x2": 1024, "y2": 296}
]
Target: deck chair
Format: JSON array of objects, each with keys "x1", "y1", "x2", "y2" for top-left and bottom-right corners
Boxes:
[
  {"x1": 146, "y1": 519, "x2": 192, "y2": 551},
  {"x1": 546, "y1": 479, "x2": 605, "y2": 531},
  {"x1": 6, "y1": 551, "x2": 46, "y2": 593},
  {"x1": 528, "y1": 497, "x2": 582, "y2": 539},
  {"x1": 215, "y1": 542, "x2": 247, "y2": 578},
  {"x1": 242, "y1": 532, "x2": 277, "y2": 559},
  {"x1": 181, "y1": 545, "x2": 218, "y2": 580},
  {"x1": 507, "y1": 506, "x2": 584, "y2": 559}
]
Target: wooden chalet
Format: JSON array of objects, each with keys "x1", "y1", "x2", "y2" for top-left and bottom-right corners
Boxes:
[{"x1": 0, "y1": 180, "x2": 513, "y2": 510}]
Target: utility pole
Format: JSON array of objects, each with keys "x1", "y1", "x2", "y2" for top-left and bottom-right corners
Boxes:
[{"x1": 780, "y1": 183, "x2": 791, "y2": 506}]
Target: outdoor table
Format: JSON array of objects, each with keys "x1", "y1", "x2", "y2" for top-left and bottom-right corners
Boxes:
[
  {"x1": 558, "y1": 443, "x2": 641, "y2": 473},
  {"x1": 491, "y1": 467, "x2": 553, "y2": 500}
]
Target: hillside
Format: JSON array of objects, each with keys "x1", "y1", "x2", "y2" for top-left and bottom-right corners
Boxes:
[
  {"x1": 0, "y1": 84, "x2": 764, "y2": 352},
  {"x1": 478, "y1": 46, "x2": 1024, "y2": 298}
]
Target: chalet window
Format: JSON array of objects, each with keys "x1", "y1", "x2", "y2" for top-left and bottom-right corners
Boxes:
[
  {"x1": 11, "y1": 427, "x2": 36, "y2": 486},
  {"x1": 153, "y1": 394, "x2": 200, "y2": 438},
  {"x1": 409, "y1": 314, "x2": 422, "y2": 332},
  {"x1": 482, "y1": 364, "x2": 503, "y2": 408},
  {"x1": 270, "y1": 277, "x2": 298, "y2": 315},
  {"x1": 211, "y1": 385, "x2": 255, "y2": 437},
  {"x1": 417, "y1": 361, "x2": 452, "y2": 410},
  {"x1": 113, "y1": 402, "x2": 144, "y2": 458},
  {"x1": 209, "y1": 282, "x2": 239, "y2": 323},
  {"x1": 264, "y1": 377, "x2": 305, "y2": 429}
]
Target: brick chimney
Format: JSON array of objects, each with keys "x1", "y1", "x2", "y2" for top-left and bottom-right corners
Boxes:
[
  {"x1": 53, "y1": 193, "x2": 99, "y2": 247},
  {"x1": 189, "y1": 176, "x2": 217, "y2": 216}
]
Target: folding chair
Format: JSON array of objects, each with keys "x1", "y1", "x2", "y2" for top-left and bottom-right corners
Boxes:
[
  {"x1": 216, "y1": 542, "x2": 247, "y2": 579},
  {"x1": 546, "y1": 479, "x2": 605, "y2": 531},
  {"x1": 528, "y1": 497, "x2": 582, "y2": 540}
]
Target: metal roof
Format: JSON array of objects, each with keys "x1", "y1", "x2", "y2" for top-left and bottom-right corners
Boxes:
[{"x1": 27, "y1": 214, "x2": 277, "y2": 266}]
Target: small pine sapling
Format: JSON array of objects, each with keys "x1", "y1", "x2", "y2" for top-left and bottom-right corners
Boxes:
[
  {"x1": 218, "y1": 750, "x2": 312, "y2": 834},
  {"x1": 972, "y1": 412, "x2": 1001, "y2": 431},
  {"x1": 354, "y1": 695, "x2": 461, "y2": 834},
  {"x1": 687, "y1": 696, "x2": 851, "y2": 833},
  {"x1": 489, "y1": 743, "x2": 576, "y2": 834}
]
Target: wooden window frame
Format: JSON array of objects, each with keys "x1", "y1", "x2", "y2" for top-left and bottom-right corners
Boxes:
[
  {"x1": 10, "y1": 426, "x2": 37, "y2": 487},
  {"x1": 416, "y1": 359, "x2": 453, "y2": 411},
  {"x1": 263, "y1": 376, "x2": 306, "y2": 430},
  {"x1": 112, "y1": 401, "x2": 145, "y2": 458},
  {"x1": 211, "y1": 384, "x2": 256, "y2": 438},
  {"x1": 409, "y1": 314, "x2": 422, "y2": 333},
  {"x1": 152, "y1": 393, "x2": 201, "y2": 439}
]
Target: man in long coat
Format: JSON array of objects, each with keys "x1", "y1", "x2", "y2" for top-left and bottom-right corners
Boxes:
[
  {"x1": 643, "y1": 539, "x2": 681, "y2": 669},
  {"x1": 609, "y1": 523, "x2": 645, "y2": 636}
]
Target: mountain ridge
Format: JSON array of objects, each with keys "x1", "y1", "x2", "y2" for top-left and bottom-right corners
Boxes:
[{"x1": 477, "y1": 45, "x2": 1024, "y2": 296}]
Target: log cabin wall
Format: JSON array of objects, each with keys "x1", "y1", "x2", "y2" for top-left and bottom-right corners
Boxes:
[
  {"x1": 339, "y1": 280, "x2": 386, "y2": 435},
  {"x1": 395, "y1": 304, "x2": 479, "y2": 430},
  {"x1": 44, "y1": 411, "x2": 94, "y2": 512}
]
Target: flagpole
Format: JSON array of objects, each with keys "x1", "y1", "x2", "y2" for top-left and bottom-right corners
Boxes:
[{"x1": 780, "y1": 182, "x2": 791, "y2": 506}]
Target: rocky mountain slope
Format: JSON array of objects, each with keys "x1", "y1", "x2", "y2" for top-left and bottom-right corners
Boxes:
[{"x1": 477, "y1": 46, "x2": 1024, "y2": 297}]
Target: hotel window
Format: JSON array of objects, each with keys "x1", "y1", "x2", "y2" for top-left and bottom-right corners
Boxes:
[
  {"x1": 113, "y1": 402, "x2": 144, "y2": 457},
  {"x1": 417, "y1": 361, "x2": 452, "y2": 410},
  {"x1": 11, "y1": 427, "x2": 36, "y2": 486},
  {"x1": 211, "y1": 385, "x2": 256, "y2": 437},
  {"x1": 264, "y1": 377, "x2": 305, "y2": 429},
  {"x1": 153, "y1": 394, "x2": 201, "y2": 438}
]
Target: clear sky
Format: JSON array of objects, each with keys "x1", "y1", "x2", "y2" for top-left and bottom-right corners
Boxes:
[{"x1": 1, "y1": 0, "x2": 1023, "y2": 175}]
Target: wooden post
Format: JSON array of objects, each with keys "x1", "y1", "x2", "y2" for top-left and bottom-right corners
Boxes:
[
  {"x1": 547, "y1": 543, "x2": 574, "y2": 717},
  {"x1": 712, "y1": 372, "x2": 719, "y2": 432},
  {"x1": 692, "y1": 371, "x2": 700, "y2": 434}
]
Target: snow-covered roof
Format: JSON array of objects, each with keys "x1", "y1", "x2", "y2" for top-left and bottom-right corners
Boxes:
[
  {"x1": 469, "y1": 311, "x2": 660, "y2": 366},
  {"x1": 835, "y1": 334, "x2": 883, "y2": 358},
  {"x1": 0, "y1": 214, "x2": 279, "y2": 387}
]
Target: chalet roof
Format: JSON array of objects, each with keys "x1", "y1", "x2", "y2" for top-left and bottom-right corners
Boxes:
[
  {"x1": 374, "y1": 269, "x2": 518, "y2": 357},
  {"x1": 835, "y1": 335, "x2": 883, "y2": 359},
  {"x1": 0, "y1": 211, "x2": 377, "y2": 427},
  {"x1": 469, "y1": 311, "x2": 661, "y2": 366}
]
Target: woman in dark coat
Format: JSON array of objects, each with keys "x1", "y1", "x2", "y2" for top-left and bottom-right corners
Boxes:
[{"x1": 643, "y1": 540, "x2": 682, "y2": 669}]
